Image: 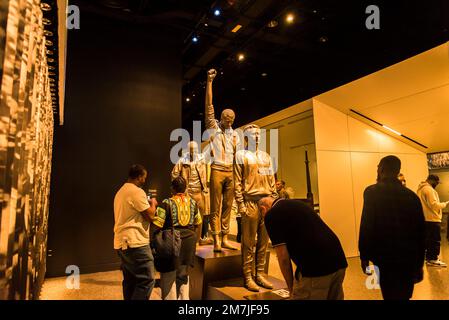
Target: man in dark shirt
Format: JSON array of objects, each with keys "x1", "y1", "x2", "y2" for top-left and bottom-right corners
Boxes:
[
  {"x1": 359, "y1": 155, "x2": 425, "y2": 300},
  {"x1": 258, "y1": 198, "x2": 348, "y2": 300}
]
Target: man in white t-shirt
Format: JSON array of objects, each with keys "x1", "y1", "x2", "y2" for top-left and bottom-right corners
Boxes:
[{"x1": 113, "y1": 164, "x2": 158, "y2": 300}]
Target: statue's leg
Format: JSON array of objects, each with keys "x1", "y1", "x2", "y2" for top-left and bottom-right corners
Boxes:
[
  {"x1": 209, "y1": 169, "x2": 223, "y2": 251},
  {"x1": 255, "y1": 211, "x2": 273, "y2": 289},
  {"x1": 241, "y1": 201, "x2": 260, "y2": 292},
  {"x1": 221, "y1": 171, "x2": 237, "y2": 250}
]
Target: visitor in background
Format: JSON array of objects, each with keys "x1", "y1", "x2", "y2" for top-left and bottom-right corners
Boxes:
[
  {"x1": 259, "y1": 197, "x2": 347, "y2": 300},
  {"x1": 359, "y1": 156, "x2": 425, "y2": 300},
  {"x1": 276, "y1": 180, "x2": 290, "y2": 199},
  {"x1": 152, "y1": 176, "x2": 202, "y2": 300},
  {"x1": 398, "y1": 173, "x2": 406, "y2": 187},
  {"x1": 417, "y1": 174, "x2": 449, "y2": 267},
  {"x1": 113, "y1": 164, "x2": 158, "y2": 300}
]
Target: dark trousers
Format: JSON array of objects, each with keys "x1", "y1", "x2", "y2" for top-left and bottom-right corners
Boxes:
[
  {"x1": 201, "y1": 215, "x2": 210, "y2": 238},
  {"x1": 378, "y1": 265, "x2": 414, "y2": 300},
  {"x1": 117, "y1": 245, "x2": 155, "y2": 300},
  {"x1": 425, "y1": 222, "x2": 441, "y2": 261}
]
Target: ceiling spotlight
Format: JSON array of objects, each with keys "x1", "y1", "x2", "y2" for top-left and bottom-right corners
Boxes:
[
  {"x1": 214, "y1": 9, "x2": 221, "y2": 16},
  {"x1": 286, "y1": 13, "x2": 295, "y2": 24},
  {"x1": 186, "y1": 97, "x2": 191, "y2": 102},
  {"x1": 267, "y1": 20, "x2": 278, "y2": 28},
  {"x1": 192, "y1": 36, "x2": 199, "y2": 43},
  {"x1": 261, "y1": 72, "x2": 268, "y2": 77},
  {"x1": 237, "y1": 53, "x2": 245, "y2": 62},
  {"x1": 319, "y1": 36, "x2": 328, "y2": 43}
]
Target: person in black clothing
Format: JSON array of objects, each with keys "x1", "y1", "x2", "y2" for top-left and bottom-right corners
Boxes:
[
  {"x1": 359, "y1": 155, "x2": 425, "y2": 300},
  {"x1": 258, "y1": 198, "x2": 348, "y2": 300}
]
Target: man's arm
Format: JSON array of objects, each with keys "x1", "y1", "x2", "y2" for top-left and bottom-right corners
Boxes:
[
  {"x1": 358, "y1": 188, "x2": 375, "y2": 274},
  {"x1": 268, "y1": 156, "x2": 278, "y2": 198},
  {"x1": 141, "y1": 198, "x2": 158, "y2": 222},
  {"x1": 205, "y1": 69, "x2": 218, "y2": 130},
  {"x1": 275, "y1": 245, "x2": 294, "y2": 293},
  {"x1": 423, "y1": 187, "x2": 448, "y2": 211},
  {"x1": 233, "y1": 151, "x2": 247, "y2": 214},
  {"x1": 413, "y1": 196, "x2": 425, "y2": 282},
  {"x1": 171, "y1": 159, "x2": 182, "y2": 181}
]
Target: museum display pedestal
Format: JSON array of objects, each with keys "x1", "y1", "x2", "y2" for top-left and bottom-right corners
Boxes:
[
  {"x1": 207, "y1": 276, "x2": 287, "y2": 300},
  {"x1": 190, "y1": 241, "x2": 274, "y2": 300}
]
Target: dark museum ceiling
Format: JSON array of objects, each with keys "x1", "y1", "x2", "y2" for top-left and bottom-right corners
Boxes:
[{"x1": 74, "y1": 0, "x2": 449, "y2": 130}]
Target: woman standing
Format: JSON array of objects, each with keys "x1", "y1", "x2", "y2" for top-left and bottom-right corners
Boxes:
[{"x1": 152, "y1": 176, "x2": 202, "y2": 300}]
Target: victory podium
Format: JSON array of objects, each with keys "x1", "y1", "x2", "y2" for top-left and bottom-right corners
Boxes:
[{"x1": 190, "y1": 241, "x2": 285, "y2": 300}]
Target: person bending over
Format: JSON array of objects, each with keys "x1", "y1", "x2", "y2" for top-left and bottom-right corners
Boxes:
[{"x1": 259, "y1": 197, "x2": 347, "y2": 300}]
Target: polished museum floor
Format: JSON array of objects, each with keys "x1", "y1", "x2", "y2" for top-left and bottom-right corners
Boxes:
[{"x1": 40, "y1": 237, "x2": 449, "y2": 300}]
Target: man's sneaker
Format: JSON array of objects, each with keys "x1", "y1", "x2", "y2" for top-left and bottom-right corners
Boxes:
[{"x1": 426, "y1": 259, "x2": 447, "y2": 267}]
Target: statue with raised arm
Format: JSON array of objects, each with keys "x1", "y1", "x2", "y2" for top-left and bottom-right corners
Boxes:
[
  {"x1": 234, "y1": 124, "x2": 278, "y2": 292},
  {"x1": 205, "y1": 69, "x2": 240, "y2": 252}
]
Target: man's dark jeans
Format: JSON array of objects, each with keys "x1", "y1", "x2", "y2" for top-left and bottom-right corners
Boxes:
[
  {"x1": 425, "y1": 222, "x2": 441, "y2": 261},
  {"x1": 117, "y1": 244, "x2": 155, "y2": 300},
  {"x1": 378, "y1": 264, "x2": 415, "y2": 300}
]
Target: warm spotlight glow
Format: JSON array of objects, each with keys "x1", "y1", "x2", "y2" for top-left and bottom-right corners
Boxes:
[
  {"x1": 186, "y1": 97, "x2": 191, "y2": 102},
  {"x1": 192, "y1": 36, "x2": 199, "y2": 43},
  {"x1": 237, "y1": 53, "x2": 245, "y2": 61},
  {"x1": 232, "y1": 24, "x2": 243, "y2": 33},
  {"x1": 214, "y1": 9, "x2": 221, "y2": 16},
  {"x1": 382, "y1": 125, "x2": 402, "y2": 136},
  {"x1": 286, "y1": 13, "x2": 295, "y2": 23}
]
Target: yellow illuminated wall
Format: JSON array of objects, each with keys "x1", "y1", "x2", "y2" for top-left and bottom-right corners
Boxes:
[{"x1": 313, "y1": 99, "x2": 429, "y2": 257}]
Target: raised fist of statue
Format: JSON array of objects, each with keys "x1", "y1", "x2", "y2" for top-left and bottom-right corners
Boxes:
[{"x1": 207, "y1": 69, "x2": 217, "y2": 81}]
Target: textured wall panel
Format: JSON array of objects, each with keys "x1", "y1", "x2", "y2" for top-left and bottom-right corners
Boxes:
[{"x1": 0, "y1": 0, "x2": 54, "y2": 300}]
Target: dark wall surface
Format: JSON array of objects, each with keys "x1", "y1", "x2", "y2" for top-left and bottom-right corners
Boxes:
[{"x1": 46, "y1": 12, "x2": 182, "y2": 277}]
